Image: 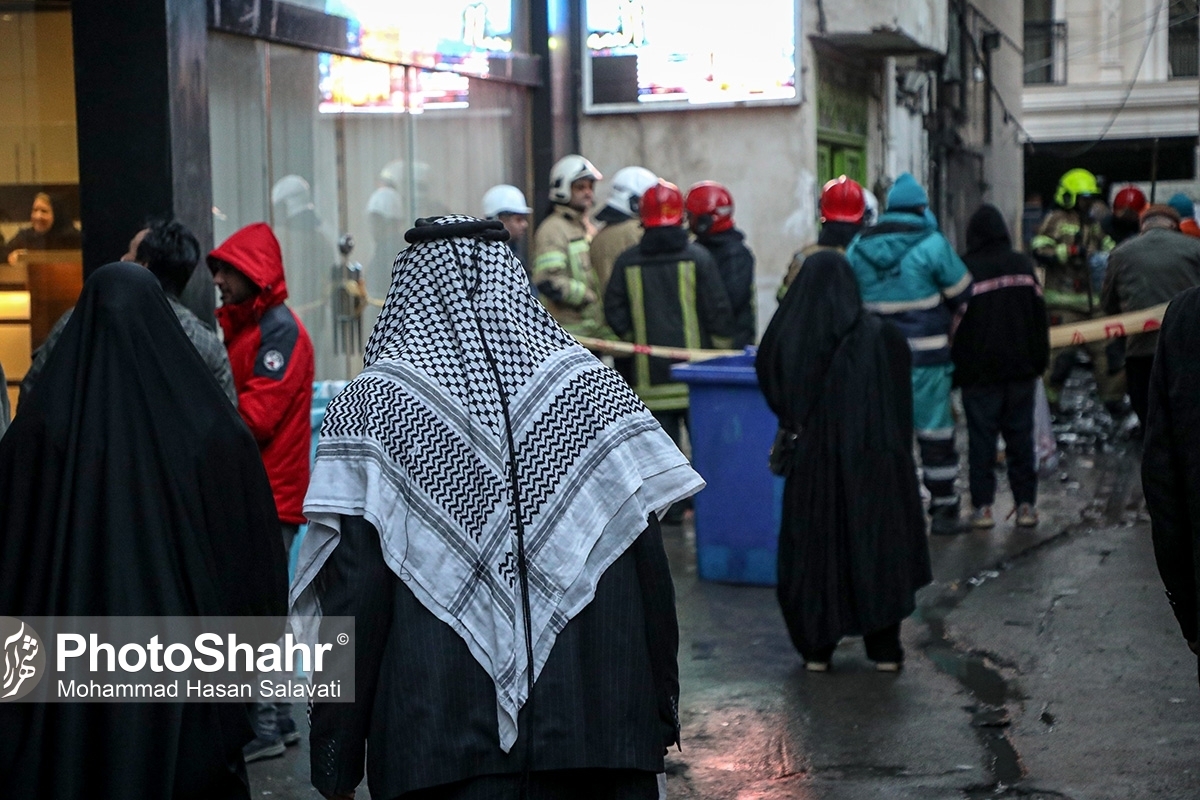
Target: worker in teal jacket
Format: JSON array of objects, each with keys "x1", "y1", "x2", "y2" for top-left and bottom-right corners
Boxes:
[{"x1": 845, "y1": 173, "x2": 972, "y2": 535}]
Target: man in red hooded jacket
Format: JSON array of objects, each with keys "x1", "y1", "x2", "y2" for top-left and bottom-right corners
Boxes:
[{"x1": 208, "y1": 222, "x2": 314, "y2": 762}]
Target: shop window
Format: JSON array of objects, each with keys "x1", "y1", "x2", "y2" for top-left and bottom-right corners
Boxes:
[
  {"x1": 0, "y1": 8, "x2": 81, "y2": 414},
  {"x1": 207, "y1": 33, "x2": 529, "y2": 381}
]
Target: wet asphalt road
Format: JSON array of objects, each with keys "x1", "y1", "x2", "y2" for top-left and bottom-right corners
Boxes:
[{"x1": 251, "y1": 382, "x2": 1200, "y2": 799}]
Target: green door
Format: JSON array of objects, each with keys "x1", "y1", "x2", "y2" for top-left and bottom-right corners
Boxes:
[
  {"x1": 818, "y1": 145, "x2": 832, "y2": 186},
  {"x1": 819, "y1": 143, "x2": 866, "y2": 186}
]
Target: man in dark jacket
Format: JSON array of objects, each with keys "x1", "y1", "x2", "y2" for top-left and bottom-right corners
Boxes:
[
  {"x1": 208, "y1": 222, "x2": 315, "y2": 761},
  {"x1": 686, "y1": 181, "x2": 756, "y2": 348},
  {"x1": 605, "y1": 180, "x2": 734, "y2": 451},
  {"x1": 20, "y1": 219, "x2": 237, "y2": 406},
  {"x1": 951, "y1": 205, "x2": 1049, "y2": 530},
  {"x1": 1143, "y1": 285, "x2": 1200, "y2": 688},
  {"x1": 1102, "y1": 204, "x2": 1200, "y2": 426}
]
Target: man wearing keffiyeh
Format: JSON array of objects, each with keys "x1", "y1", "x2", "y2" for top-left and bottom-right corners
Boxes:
[{"x1": 291, "y1": 215, "x2": 701, "y2": 800}]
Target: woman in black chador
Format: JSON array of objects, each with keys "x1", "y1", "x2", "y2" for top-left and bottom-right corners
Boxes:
[
  {"x1": 0, "y1": 263, "x2": 287, "y2": 798},
  {"x1": 756, "y1": 251, "x2": 930, "y2": 671}
]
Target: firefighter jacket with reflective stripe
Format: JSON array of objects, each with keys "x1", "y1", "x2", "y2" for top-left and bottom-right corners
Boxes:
[
  {"x1": 532, "y1": 205, "x2": 610, "y2": 338},
  {"x1": 604, "y1": 226, "x2": 734, "y2": 411},
  {"x1": 590, "y1": 216, "x2": 643, "y2": 298},
  {"x1": 1030, "y1": 208, "x2": 1114, "y2": 314}
]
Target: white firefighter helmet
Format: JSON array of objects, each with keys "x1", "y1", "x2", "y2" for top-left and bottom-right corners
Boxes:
[
  {"x1": 548, "y1": 154, "x2": 602, "y2": 204},
  {"x1": 481, "y1": 184, "x2": 533, "y2": 218},
  {"x1": 604, "y1": 166, "x2": 658, "y2": 218}
]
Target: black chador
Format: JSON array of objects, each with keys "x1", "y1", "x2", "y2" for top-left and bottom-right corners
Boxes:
[
  {"x1": 0, "y1": 263, "x2": 287, "y2": 798},
  {"x1": 756, "y1": 251, "x2": 931, "y2": 662}
]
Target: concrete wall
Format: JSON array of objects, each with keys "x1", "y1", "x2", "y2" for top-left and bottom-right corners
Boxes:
[
  {"x1": 579, "y1": 0, "x2": 950, "y2": 337},
  {"x1": 1063, "y1": 0, "x2": 1172, "y2": 85},
  {"x1": 580, "y1": 102, "x2": 815, "y2": 336},
  {"x1": 942, "y1": 0, "x2": 1025, "y2": 247},
  {"x1": 980, "y1": 0, "x2": 1025, "y2": 245},
  {"x1": 822, "y1": 0, "x2": 948, "y2": 55}
]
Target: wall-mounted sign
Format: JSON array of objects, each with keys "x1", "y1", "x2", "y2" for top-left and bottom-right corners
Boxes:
[
  {"x1": 324, "y1": 0, "x2": 512, "y2": 70},
  {"x1": 317, "y1": 55, "x2": 470, "y2": 114},
  {"x1": 584, "y1": 0, "x2": 798, "y2": 113}
]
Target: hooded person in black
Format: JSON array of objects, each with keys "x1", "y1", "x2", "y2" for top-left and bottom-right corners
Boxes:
[
  {"x1": 951, "y1": 204, "x2": 1049, "y2": 529},
  {"x1": 756, "y1": 250, "x2": 930, "y2": 671},
  {"x1": 0, "y1": 263, "x2": 287, "y2": 799}
]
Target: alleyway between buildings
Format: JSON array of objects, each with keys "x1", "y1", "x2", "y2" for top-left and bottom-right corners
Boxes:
[{"x1": 252, "y1": 372, "x2": 1200, "y2": 799}]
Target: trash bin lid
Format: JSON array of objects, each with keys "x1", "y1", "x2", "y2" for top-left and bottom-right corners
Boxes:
[{"x1": 670, "y1": 353, "x2": 759, "y2": 386}]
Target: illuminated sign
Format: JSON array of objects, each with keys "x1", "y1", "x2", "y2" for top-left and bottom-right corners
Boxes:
[
  {"x1": 317, "y1": 55, "x2": 470, "y2": 114},
  {"x1": 325, "y1": 0, "x2": 513, "y2": 66},
  {"x1": 584, "y1": 0, "x2": 798, "y2": 112}
]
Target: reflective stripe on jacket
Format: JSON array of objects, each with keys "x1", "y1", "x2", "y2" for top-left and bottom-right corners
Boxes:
[
  {"x1": 532, "y1": 206, "x2": 610, "y2": 338},
  {"x1": 604, "y1": 228, "x2": 734, "y2": 411}
]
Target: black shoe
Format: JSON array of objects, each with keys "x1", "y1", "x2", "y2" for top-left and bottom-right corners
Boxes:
[
  {"x1": 277, "y1": 716, "x2": 302, "y2": 746},
  {"x1": 929, "y1": 504, "x2": 965, "y2": 536},
  {"x1": 243, "y1": 735, "x2": 286, "y2": 763}
]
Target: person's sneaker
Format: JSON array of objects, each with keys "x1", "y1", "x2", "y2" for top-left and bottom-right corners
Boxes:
[
  {"x1": 804, "y1": 660, "x2": 830, "y2": 673},
  {"x1": 874, "y1": 660, "x2": 903, "y2": 673},
  {"x1": 969, "y1": 506, "x2": 995, "y2": 529},
  {"x1": 277, "y1": 716, "x2": 302, "y2": 746},
  {"x1": 1015, "y1": 503, "x2": 1039, "y2": 528},
  {"x1": 243, "y1": 735, "x2": 286, "y2": 763}
]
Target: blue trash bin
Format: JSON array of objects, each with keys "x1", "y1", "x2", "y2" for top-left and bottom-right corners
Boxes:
[
  {"x1": 294, "y1": 380, "x2": 350, "y2": 579},
  {"x1": 310, "y1": 380, "x2": 349, "y2": 462},
  {"x1": 671, "y1": 353, "x2": 783, "y2": 586}
]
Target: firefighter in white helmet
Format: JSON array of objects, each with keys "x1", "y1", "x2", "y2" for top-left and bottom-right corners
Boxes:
[
  {"x1": 531, "y1": 154, "x2": 612, "y2": 339},
  {"x1": 590, "y1": 166, "x2": 658, "y2": 297},
  {"x1": 482, "y1": 184, "x2": 535, "y2": 290}
]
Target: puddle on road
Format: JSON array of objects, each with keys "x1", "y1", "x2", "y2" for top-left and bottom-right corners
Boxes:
[
  {"x1": 922, "y1": 604, "x2": 1026, "y2": 791},
  {"x1": 916, "y1": 367, "x2": 1143, "y2": 798}
]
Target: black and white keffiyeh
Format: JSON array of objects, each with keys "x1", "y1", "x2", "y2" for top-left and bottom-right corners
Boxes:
[{"x1": 290, "y1": 216, "x2": 703, "y2": 752}]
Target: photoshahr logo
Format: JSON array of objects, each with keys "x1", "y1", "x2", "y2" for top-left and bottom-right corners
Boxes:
[{"x1": 0, "y1": 617, "x2": 45, "y2": 701}]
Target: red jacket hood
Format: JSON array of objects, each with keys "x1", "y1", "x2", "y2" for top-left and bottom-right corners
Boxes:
[
  {"x1": 208, "y1": 222, "x2": 289, "y2": 300},
  {"x1": 209, "y1": 223, "x2": 290, "y2": 334}
]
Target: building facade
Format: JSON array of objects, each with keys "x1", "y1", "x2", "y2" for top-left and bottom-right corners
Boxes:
[
  {"x1": 0, "y1": 0, "x2": 1027, "y2": 408},
  {"x1": 1022, "y1": 0, "x2": 1199, "y2": 209}
]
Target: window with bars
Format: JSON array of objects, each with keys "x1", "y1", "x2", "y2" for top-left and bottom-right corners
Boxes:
[
  {"x1": 1169, "y1": 0, "x2": 1199, "y2": 79},
  {"x1": 1024, "y1": 20, "x2": 1067, "y2": 85}
]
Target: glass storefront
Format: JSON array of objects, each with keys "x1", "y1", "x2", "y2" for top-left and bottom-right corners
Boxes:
[
  {"x1": 0, "y1": 4, "x2": 537, "y2": 410},
  {"x1": 207, "y1": 33, "x2": 531, "y2": 380},
  {"x1": 0, "y1": 7, "x2": 80, "y2": 413}
]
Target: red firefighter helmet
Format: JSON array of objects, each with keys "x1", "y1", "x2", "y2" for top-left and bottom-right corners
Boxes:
[
  {"x1": 684, "y1": 181, "x2": 735, "y2": 234},
  {"x1": 820, "y1": 175, "x2": 866, "y2": 223},
  {"x1": 1112, "y1": 185, "x2": 1147, "y2": 217},
  {"x1": 640, "y1": 180, "x2": 685, "y2": 228}
]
